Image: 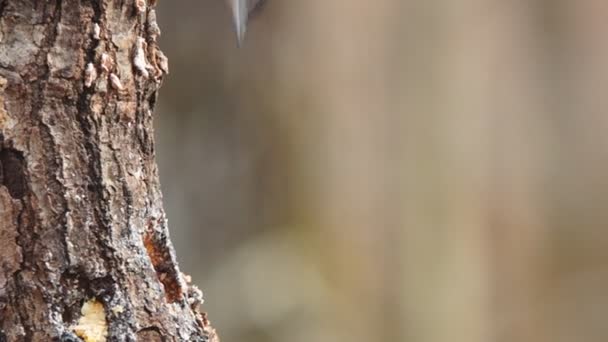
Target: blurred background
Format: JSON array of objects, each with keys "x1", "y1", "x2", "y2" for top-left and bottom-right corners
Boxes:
[{"x1": 154, "y1": 1, "x2": 608, "y2": 341}]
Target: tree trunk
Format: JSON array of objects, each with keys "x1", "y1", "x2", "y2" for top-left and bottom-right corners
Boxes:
[{"x1": 0, "y1": 1, "x2": 216, "y2": 341}]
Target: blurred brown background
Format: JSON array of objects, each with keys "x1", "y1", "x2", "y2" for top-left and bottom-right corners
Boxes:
[{"x1": 154, "y1": 1, "x2": 608, "y2": 341}]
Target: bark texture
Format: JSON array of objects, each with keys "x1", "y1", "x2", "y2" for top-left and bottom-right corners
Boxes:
[{"x1": 0, "y1": 1, "x2": 216, "y2": 341}]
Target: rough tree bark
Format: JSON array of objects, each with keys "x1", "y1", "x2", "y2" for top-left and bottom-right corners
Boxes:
[{"x1": 0, "y1": 1, "x2": 217, "y2": 341}]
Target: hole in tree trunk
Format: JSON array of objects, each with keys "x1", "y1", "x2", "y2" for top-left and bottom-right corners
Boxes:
[{"x1": 0, "y1": 147, "x2": 27, "y2": 199}]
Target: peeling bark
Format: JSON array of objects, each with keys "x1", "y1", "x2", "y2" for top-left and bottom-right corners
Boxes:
[{"x1": 0, "y1": 1, "x2": 216, "y2": 341}]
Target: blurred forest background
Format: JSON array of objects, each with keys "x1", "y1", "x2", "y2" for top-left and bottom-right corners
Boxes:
[{"x1": 154, "y1": 1, "x2": 608, "y2": 342}]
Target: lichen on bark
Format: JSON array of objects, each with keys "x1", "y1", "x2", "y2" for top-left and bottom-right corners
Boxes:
[{"x1": 0, "y1": 1, "x2": 215, "y2": 341}]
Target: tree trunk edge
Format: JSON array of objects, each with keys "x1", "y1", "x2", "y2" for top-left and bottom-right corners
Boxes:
[{"x1": 0, "y1": 1, "x2": 218, "y2": 341}]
